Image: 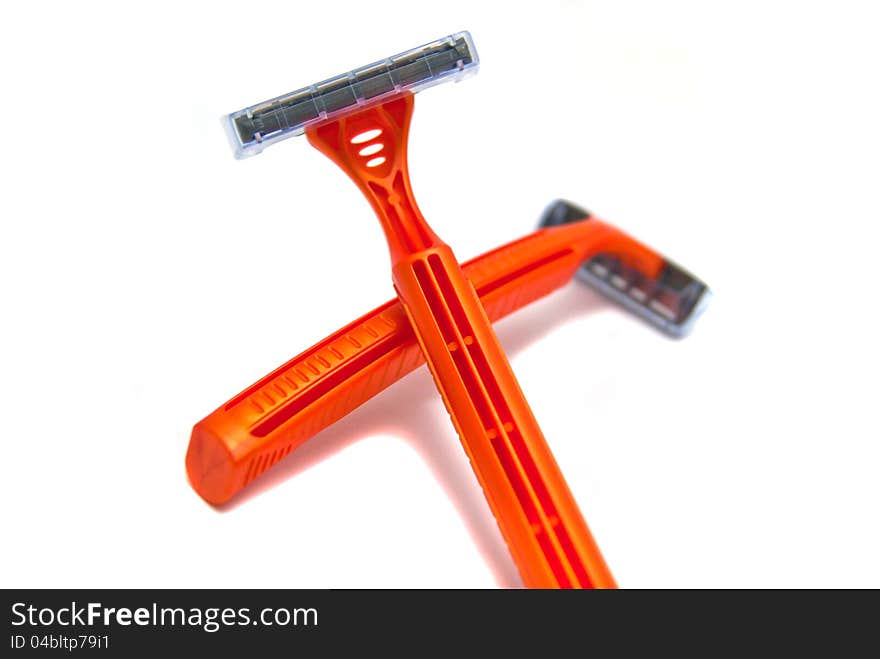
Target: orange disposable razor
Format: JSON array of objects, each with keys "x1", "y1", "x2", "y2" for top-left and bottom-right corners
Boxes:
[
  {"x1": 219, "y1": 34, "x2": 707, "y2": 588},
  {"x1": 188, "y1": 201, "x2": 710, "y2": 509},
  {"x1": 225, "y1": 33, "x2": 611, "y2": 588}
]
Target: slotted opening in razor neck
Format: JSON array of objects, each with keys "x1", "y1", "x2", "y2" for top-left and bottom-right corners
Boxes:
[{"x1": 307, "y1": 94, "x2": 443, "y2": 263}]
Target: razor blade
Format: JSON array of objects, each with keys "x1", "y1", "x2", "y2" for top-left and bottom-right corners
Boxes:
[
  {"x1": 226, "y1": 31, "x2": 479, "y2": 158},
  {"x1": 540, "y1": 200, "x2": 711, "y2": 337}
]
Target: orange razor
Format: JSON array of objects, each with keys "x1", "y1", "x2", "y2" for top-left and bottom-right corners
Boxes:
[
  {"x1": 188, "y1": 200, "x2": 709, "y2": 508},
  {"x1": 218, "y1": 34, "x2": 707, "y2": 588}
]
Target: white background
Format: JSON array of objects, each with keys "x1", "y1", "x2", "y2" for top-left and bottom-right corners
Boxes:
[{"x1": 1, "y1": 1, "x2": 878, "y2": 588}]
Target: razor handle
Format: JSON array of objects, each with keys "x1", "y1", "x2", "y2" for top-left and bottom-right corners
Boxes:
[
  {"x1": 308, "y1": 94, "x2": 616, "y2": 588},
  {"x1": 393, "y1": 246, "x2": 615, "y2": 588},
  {"x1": 188, "y1": 218, "x2": 639, "y2": 505},
  {"x1": 187, "y1": 215, "x2": 669, "y2": 508}
]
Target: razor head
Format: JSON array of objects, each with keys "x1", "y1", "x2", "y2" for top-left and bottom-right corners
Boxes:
[
  {"x1": 226, "y1": 31, "x2": 479, "y2": 158},
  {"x1": 539, "y1": 200, "x2": 711, "y2": 337},
  {"x1": 539, "y1": 200, "x2": 593, "y2": 226}
]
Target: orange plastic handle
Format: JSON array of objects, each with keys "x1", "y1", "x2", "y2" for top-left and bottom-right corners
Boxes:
[
  {"x1": 187, "y1": 217, "x2": 662, "y2": 507},
  {"x1": 306, "y1": 94, "x2": 624, "y2": 588}
]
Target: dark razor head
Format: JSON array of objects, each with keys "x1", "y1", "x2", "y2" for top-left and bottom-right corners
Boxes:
[
  {"x1": 539, "y1": 200, "x2": 711, "y2": 337},
  {"x1": 226, "y1": 32, "x2": 479, "y2": 158}
]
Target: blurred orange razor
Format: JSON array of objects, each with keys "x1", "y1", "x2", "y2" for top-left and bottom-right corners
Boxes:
[
  {"x1": 189, "y1": 200, "x2": 709, "y2": 507},
  {"x1": 189, "y1": 199, "x2": 709, "y2": 586}
]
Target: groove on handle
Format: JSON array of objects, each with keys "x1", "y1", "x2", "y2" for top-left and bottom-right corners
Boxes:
[{"x1": 394, "y1": 245, "x2": 616, "y2": 588}]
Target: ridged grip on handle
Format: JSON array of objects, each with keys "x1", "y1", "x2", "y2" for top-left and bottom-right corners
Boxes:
[{"x1": 393, "y1": 245, "x2": 616, "y2": 588}]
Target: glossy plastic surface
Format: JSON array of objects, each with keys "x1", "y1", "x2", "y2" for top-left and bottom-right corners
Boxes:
[{"x1": 306, "y1": 94, "x2": 617, "y2": 588}]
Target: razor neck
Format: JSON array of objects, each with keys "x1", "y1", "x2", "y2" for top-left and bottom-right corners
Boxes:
[{"x1": 306, "y1": 93, "x2": 443, "y2": 263}]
